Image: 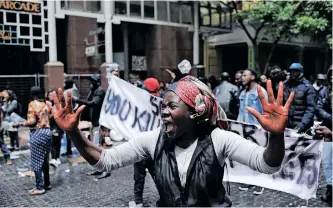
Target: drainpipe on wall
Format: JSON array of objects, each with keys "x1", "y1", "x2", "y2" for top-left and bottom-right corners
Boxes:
[{"x1": 247, "y1": 42, "x2": 255, "y2": 70}]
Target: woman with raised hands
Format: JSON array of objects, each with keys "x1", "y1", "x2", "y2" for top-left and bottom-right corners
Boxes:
[{"x1": 47, "y1": 76, "x2": 294, "y2": 207}]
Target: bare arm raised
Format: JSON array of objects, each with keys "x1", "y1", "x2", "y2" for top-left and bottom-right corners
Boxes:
[
  {"x1": 246, "y1": 80, "x2": 294, "y2": 167},
  {"x1": 47, "y1": 88, "x2": 155, "y2": 169}
]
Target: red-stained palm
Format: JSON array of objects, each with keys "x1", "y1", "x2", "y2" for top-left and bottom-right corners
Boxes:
[
  {"x1": 246, "y1": 80, "x2": 295, "y2": 134},
  {"x1": 46, "y1": 88, "x2": 86, "y2": 132}
]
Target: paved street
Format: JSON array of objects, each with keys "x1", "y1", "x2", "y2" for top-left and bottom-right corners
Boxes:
[{"x1": 0, "y1": 150, "x2": 329, "y2": 207}]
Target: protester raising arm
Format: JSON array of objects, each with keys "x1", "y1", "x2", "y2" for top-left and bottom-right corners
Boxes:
[
  {"x1": 46, "y1": 89, "x2": 153, "y2": 166},
  {"x1": 48, "y1": 76, "x2": 296, "y2": 207},
  {"x1": 223, "y1": 81, "x2": 294, "y2": 168}
]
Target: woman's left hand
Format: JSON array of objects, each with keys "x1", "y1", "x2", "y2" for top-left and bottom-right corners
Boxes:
[{"x1": 246, "y1": 80, "x2": 294, "y2": 134}]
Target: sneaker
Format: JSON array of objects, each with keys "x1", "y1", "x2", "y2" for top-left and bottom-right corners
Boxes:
[
  {"x1": 128, "y1": 201, "x2": 143, "y2": 207},
  {"x1": 87, "y1": 171, "x2": 103, "y2": 176},
  {"x1": 49, "y1": 159, "x2": 58, "y2": 167},
  {"x1": 56, "y1": 158, "x2": 61, "y2": 165},
  {"x1": 29, "y1": 188, "x2": 46, "y2": 195},
  {"x1": 96, "y1": 172, "x2": 111, "y2": 179},
  {"x1": 239, "y1": 184, "x2": 254, "y2": 191},
  {"x1": 128, "y1": 201, "x2": 136, "y2": 208},
  {"x1": 6, "y1": 159, "x2": 12, "y2": 165},
  {"x1": 253, "y1": 187, "x2": 265, "y2": 195}
]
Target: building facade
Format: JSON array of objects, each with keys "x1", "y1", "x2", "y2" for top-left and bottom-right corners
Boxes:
[{"x1": 0, "y1": 0, "x2": 232, "y2": 92}]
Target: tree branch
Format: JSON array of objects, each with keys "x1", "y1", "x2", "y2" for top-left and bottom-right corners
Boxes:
[
  {"x1": 248, "y1": 21, "x2": 258, "y2": 30},
  {"x1": 227, "y1": 1, "x2": 256, "y2": 44},
  {"x1": 254, "y1": 21, "x2": 266, "y2": 41},
  {"x1": 263, "y1": 1, "x2": 306, "y2": 73}
]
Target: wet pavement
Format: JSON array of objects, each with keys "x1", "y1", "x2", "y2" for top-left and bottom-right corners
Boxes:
[{"x1": 0, "y1": 149, "x2": 329, "y2": 207}]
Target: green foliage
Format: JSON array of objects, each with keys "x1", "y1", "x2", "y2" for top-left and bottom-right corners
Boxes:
[{"x1": 234, "y1": 1, "x2": 332, "y2": 45}]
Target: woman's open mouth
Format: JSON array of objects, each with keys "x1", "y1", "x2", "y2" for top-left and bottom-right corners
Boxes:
[{"x1": 163, "y1": 121, "x2": 174, "y2": 133}]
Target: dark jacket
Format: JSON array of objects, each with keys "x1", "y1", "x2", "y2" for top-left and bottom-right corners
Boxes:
[
  {"x1": 153, "y1": 131, "x2": 231, "y2": 207},
  {"x1": 214, "y1": 81, "x2": 238, "y2": 120},
  {"x1": 50, "y1": 116, "x2": 64, "y2": 135},
  {"x1": 283, "y1": 78, "x2": 316, "y2": 131},
  {"x1": 78, "y1": 86, "x2": 105, "y2": 127},
  {"x1": 316, "y1": 86, "x2": 332, "y2": 130}
]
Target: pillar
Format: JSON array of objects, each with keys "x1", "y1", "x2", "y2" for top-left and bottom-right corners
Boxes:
[
  {"x1": 104, "y1": 0, "x2": 113, "y2": 63},
  {"x1": 100, "y1": 0, "x2": 113, "y2": 90},
  {"x1": 193, "y1": 1, "x2": 199, "y2": 65},
  {"x1": 122, "y1": 22, "x2": 129, "y2": 81},
  {"x1": 44, "y1": 0, "x2": 64, "y2": 91}
]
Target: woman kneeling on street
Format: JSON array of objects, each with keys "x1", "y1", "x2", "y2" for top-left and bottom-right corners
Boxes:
[{"x1": 48, "y1": 76, "x2": 294, "y2": 207}]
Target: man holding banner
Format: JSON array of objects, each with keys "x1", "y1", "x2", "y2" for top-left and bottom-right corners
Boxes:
[
  {"x1": 48, "y1": 74, "x2": 294, "y2": 206},
  {"x1": 316, "y1": 66, "x2": 332, "y2": 205}
]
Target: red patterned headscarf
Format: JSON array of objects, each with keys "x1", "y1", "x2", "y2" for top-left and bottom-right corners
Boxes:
[{"x1": 167, "y1": 75, "x2": 228, "y2": 130}]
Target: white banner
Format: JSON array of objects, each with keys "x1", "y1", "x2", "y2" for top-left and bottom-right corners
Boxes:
[
  {"x1": 224, "y1": 121, "x2": 324, "y2": 200},
  {"x1": 99, "y1": 76, "x2": 323, "y2": 200},
  {"x1": 100, "y1": 76, "x2": 163, "y2": 141}
]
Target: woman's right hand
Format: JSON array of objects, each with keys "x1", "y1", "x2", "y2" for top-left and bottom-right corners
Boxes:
[{"x1": 46, "y1": 88, "x2": 85, "y2": 132}]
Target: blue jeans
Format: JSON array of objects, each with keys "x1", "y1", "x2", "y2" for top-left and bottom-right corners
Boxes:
[
  {"x1": 34, "y1": 155, "x2": 50, "y2": 190},
  {"x1": 0, "y1": 136, "x2": 10, "y2": 160},
  {"x1": 322, "y1": 142, "x2": 332, "y2": 186}
]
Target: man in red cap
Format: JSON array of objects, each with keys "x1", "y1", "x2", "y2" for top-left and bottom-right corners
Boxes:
[{"x1": 144, "y1": 78, "x2": 160, "y2": 97}]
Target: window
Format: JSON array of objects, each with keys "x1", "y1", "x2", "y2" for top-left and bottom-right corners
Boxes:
[
  {"x1": 170, "y1": 2, "x2": 180, "y2": 23},
  {"x1": 199, "y1": 2, "x2": 232, "y2": 29},
  {"x1": 85, "y1": 1, "x2": 101, "y2": 12},
  {"x1": 32, "y1": 15, "x2": 42, "y2": 25},
  {"x1": 200, "y1": 7, "x2": 210, "y2": 26},
  {"x1": 130, "y1": 1, "x2": 141, "y2": 17},
  {"x1": 157, "y1": 1, "x2": 167, "y2": 21},
  {"x1": 181, "y1": 4, "x2": 192, "y2": 24},
  {"x1": 144, "y1": 1, "x2": 154, "y2": 18},
  {"x1": 60, "y1": 1, "x2": 66, "y2": 9},
  {"x1": 68, "y1": 1, "x2": 84, "y2": 11},
  {"x1": 211, "y1": 8, "x2": 220, "y2": 26},
  {"x1": 19, "y1": 14, "x2": 29, "y2": 24},
  {"x1": 115, "y1": 1, "x2": 127, "y2": 15},
  {"x1": 6, "y1": 12, "x2": 16, "y2": 23}
]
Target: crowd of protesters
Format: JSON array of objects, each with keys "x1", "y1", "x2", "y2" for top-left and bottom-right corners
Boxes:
[
  {"x1": 0, "y1": 62, "x2": 331, "y2": 206},
  {"x1": 101, "y1": 62, "x2": 332, "y2": 206}
]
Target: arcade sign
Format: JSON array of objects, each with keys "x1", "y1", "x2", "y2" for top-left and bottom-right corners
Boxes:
[{"x1": 0, "y1": 0, "x2": 41, "y2": 13}]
